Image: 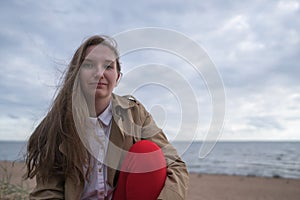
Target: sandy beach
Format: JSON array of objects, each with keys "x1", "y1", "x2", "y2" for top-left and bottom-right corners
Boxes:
[{"x1": 1, "y1": 161, "x2": 300, "y2": 200}]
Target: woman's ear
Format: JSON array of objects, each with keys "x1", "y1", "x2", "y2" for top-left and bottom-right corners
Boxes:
[{"x1": 115, "y1": 72, "x2": 122, "y2": 86}]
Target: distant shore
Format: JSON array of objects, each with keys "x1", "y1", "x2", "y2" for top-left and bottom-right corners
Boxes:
[{"x1": 1, "y1": 161, "x2": 300, "y2": 200}]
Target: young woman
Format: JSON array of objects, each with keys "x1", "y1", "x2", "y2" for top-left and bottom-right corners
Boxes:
[{"x1": 26, "y1": 35, "x2": 189, "y2": 200}]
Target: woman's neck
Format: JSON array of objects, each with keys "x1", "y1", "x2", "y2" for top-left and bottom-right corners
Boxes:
[{"x1": 94, "y1": 96, "x2": 111, "y2": 116}]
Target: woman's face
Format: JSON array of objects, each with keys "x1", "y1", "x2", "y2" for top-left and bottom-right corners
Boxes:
[{"x1": 79, "y1": 44, "x2": 120, "y2": 101}]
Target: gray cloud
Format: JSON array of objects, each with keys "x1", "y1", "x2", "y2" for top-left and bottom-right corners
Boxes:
[
  {"x1": 246, "y1": 116, "x2": 284, "y2": 130},
  {"x1": 0, "y1": 0, "x2": 299, "y2": 140}
]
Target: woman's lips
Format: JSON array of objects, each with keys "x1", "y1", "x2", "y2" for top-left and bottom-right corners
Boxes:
[
  {"x1": 88, "y1": 82, "x2": 107, "y2": 89},
  {"x1": 96, "y1": 82, "x2": 107, "y2": 88}
]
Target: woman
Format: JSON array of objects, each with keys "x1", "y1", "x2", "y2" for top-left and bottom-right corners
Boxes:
[{"x1": 26, "y1": 35, "x2": 189, "y2": 200}]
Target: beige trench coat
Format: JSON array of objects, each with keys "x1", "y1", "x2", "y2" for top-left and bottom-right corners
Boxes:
[{"x1": 30, "y1": 94, "x2": 189, "y2": 200}]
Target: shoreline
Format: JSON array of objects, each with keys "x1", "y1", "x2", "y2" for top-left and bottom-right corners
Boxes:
[
  {"x1": 3, "y1": 160, "x2": 300, "y2": 180},
  {"x1": 1, "y1": 161, "x2": 300, "y2": 200}
]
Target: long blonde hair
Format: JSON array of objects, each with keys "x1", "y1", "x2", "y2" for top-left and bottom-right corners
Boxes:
[{"x1": 25, "y1": 35, "x2": 121, "y2": 182}]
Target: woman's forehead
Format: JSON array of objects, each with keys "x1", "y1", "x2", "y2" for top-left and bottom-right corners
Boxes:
[{"x1": 85, "y1": 44, "x2": 117, "y2": 62}]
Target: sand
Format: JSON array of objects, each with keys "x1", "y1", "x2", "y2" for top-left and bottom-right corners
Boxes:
[
  {"x1": 1, "y1": 161, "x2": 300, "y2": 200},
  {"x1": 187, "y1": 173, "x2": 300, "y2": 200}
]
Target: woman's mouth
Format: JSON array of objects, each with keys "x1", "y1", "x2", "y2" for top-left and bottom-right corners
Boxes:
[{"x1": 97, "y1": 82, "x2": 107, "y2": 88}]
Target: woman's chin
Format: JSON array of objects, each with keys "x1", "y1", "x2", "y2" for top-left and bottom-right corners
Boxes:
[{"x1": 95, "y1": 90, "x2": 110, "y2": 100}]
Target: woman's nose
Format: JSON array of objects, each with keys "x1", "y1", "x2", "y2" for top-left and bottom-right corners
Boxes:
[{"x1": 94, "y1": 65, "x2": 105, "y2": 78}]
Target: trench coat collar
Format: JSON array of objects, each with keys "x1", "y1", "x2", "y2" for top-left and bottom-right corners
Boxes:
[
  {"x1": 110, "y1": 93, "x2": 139, "y2": 140},
  {"x1": 111, "y1": 93, "x2": 136, "y2": 109}
]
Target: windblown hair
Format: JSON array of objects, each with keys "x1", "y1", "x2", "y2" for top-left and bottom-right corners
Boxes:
[{"x1": 25, "y1": 35, "x2": 121, "y2": 183}]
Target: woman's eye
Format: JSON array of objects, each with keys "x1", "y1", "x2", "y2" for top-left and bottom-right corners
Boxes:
[
  {"x1": 82, "y1": 62, "x2": 94, "y2": 69},
  {"x1": 104, "y1": 65, "x2": 113, "y2": 70}
]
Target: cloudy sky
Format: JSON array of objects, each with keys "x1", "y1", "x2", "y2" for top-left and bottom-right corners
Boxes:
[{"x1": 0, "y1": 0, "x2": 299, "y2": 141}]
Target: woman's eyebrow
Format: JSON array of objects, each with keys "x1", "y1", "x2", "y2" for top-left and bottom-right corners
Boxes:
[
  {"x1": 104, "y1": 59, "x2": 115, "y2": 64},
  {"x1": 84, "y1": 57, "x2": 115, "y2": 63},
  {"x1": 83, "y1": 58, "x2": 94, "y2": 62}
]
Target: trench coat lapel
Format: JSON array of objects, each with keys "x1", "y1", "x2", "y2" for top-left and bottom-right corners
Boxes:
[
  {"x1": 106, "y1": 94, "x2": 137, "y2": 188},
  {"x1": 106, "y1": 119, "x2": 125, "y2": 187}
]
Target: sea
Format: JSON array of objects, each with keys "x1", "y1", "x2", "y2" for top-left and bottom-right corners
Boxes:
[{"x1": 1, "y1": 141, "x2": 299, "y2": 179}]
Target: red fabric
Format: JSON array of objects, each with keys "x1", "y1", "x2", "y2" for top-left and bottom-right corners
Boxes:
[{"x1": 112, "y1": 140, "x2": 167, "y2": 200}]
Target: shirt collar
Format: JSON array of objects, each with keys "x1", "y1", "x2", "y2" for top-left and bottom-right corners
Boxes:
[
  {"x1": 97, "y1": 100, "x2": 112, "y2": 126},
  {"x1": 89, "y1": 101, "x2": 112, "y2": 126}
]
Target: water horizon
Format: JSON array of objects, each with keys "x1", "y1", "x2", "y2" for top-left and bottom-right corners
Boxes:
[{"x1": 1, "y1": 140, "x2": 299, "y2": 179}]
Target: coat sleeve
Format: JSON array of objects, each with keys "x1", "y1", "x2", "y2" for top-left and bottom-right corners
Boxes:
[
  {"x1": 139, "y1": 104, "x2": 189, "y2": 200},
  {"x1": 29, "y1": 174, "x2": 64, "y2": 200}
]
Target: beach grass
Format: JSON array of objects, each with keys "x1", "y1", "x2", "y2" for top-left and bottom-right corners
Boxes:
[{"x1": 0, "y1": 162, "x2": 30, "y2": 200}]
